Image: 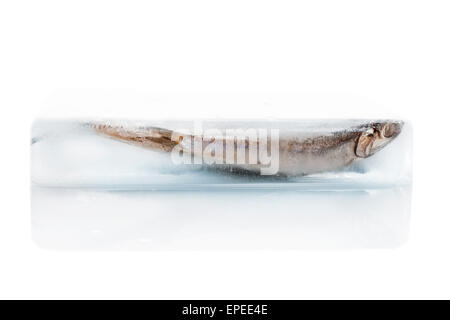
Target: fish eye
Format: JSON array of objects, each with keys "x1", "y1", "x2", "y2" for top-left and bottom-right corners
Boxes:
[{"x1": 365, "y1": 128, "x2": 375, "y2": 137}]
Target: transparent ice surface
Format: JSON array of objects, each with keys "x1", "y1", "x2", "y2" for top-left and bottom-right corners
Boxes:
[{"x1": 31, "y1": 119, "x2": 412, "y2": 190}]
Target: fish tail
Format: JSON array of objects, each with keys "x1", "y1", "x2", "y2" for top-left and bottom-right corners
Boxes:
[{"x1": 90, "y1": 122, "x2": 179, "y2": 152}]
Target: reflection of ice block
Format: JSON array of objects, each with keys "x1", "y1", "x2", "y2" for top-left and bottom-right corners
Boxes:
[
  {"x1": 31, "y1": 119, "x2": 412, "y2": 190},
  {"x1": 31, "y1": 186, "x2": 412, "y2": 250}
]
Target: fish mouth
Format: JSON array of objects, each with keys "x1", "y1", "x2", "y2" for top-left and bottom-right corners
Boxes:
[
  {"x1": 379, "y1": 120, "x2": 403, "y2": 139},
  {"x1": 355, "y1": 120, "x2": 404, "y2": 158}
]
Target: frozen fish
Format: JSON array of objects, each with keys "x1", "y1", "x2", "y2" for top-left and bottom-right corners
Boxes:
[{"x1": 91, "y1": 120, "x2": 403, "y2": 176}]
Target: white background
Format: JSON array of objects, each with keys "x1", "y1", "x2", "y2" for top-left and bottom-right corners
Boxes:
[{"x1": 0, "y1": 0, "x2": 449, "y2": 299}]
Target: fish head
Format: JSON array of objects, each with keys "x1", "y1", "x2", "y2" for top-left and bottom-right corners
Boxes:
[{"x1": 355, "y1": 120, "x2": 403, "y2": 158}]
